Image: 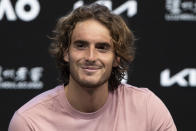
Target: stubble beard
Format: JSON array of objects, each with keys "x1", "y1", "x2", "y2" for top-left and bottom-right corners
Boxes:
[{"x1": 69, "y1": 63, "x2": 112, "y2": 89}]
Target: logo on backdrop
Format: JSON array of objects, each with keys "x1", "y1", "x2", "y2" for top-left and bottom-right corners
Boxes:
[
  {"x1": 0, "y1": 66, "x2": 44, "y2": 89},
  {"x1": 160, "y1": 68, "x2": 196, "y2": 87},
  {"x1": 0, "y1": 0, "x2": 40, "y2": 22},
  {"x1": 165, "y1": 0, "x2": 196, "y2": 21},
  {"x1": 121, "y1": 72, "x2": 128, "y2": 84},
  {"x1": 73, "y1": 0, "x2": 137, "y2": 18}
]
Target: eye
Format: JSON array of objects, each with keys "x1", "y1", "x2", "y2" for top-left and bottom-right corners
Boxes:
[
  {"x1": 73, "y1": 41, "x2": 88, "y2": 49},
  {"x1": 96, "y1": 43, "x2": 111, "y2": 52},
  {"x1": 76, "y1": 43, "x2": 84, "y2": 48}
]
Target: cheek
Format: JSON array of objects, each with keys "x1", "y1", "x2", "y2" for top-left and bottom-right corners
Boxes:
[
  {"x1": 69, "y1": 51, "x2": 84, "y2": 65},
  {"x1": 102, "y1": 55, "x2": 115, "y2": 66}
]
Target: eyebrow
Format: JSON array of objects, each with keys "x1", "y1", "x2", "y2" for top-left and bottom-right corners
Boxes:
[
  {"x1": 73, "y1": 40, "x2": 88, "y2": 45},
  {"x1": 96, "y1": 42, "x2": 112, "y2": 48},
  {"x1": 73, "y1": 40, "x2": 111, "y2": 46}
]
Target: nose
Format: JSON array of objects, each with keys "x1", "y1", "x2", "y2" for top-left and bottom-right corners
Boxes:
[{"x1": 85, "y1": 46, "x2": 97, "y2": 62}]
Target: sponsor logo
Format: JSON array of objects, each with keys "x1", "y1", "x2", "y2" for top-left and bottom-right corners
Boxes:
[
  {"x1": 165, "y1": 0, "x2": 196, "y2": 21},
  {"x1": 0, "y1": 0, "x2": 40, "y2": 22},
  {"x1": 160, "y1": 68, "x2": 196, "y2": 87},
  {"x1": 0, "y1": 66, "x2": 44, "y2": 89},
  {"x1": 73, "y1": 0, "x2": 137, "y2": 18}
]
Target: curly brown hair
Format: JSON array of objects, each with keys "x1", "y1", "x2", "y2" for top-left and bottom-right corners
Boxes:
[{"x1": 50, "y1": 3, "x2": 135, "y2": 91}]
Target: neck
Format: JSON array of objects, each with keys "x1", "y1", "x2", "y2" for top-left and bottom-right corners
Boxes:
[{"x1": 64, "y1": 79, "x2": 109, "y2": 113}]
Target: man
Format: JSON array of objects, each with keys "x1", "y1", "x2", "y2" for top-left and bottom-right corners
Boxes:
[{"x1": 9, "y1": 4, "x2": 177, "y2": 131}]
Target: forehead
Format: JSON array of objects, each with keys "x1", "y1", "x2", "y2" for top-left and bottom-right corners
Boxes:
[{"x1": 71, "y1": 19, "x2": 112, "y2": 44}]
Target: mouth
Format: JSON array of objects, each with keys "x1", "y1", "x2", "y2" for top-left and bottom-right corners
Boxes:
[{"x1": 81, "y1": 66, "x2": 101, "y2": 72}]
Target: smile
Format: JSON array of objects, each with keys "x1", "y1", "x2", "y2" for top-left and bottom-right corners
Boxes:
[{"x1": 81, "y1": 66, "x2": 101, "y2": 72}]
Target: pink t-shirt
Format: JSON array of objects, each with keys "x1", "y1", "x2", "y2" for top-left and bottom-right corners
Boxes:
[{"x1": 9, "y1": 84, "x2": 177, "y2": 131}]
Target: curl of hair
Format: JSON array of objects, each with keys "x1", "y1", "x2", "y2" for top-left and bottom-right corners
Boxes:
[{"x1": 49, "y1": 3, "x2": 135, "y2": 91}]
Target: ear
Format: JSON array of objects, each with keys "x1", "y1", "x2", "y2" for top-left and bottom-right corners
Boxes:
[
  {"x1": 63, "y1": 50, "x2": 69, "y2": 62},
  {"x1": 113, "y1": 56, "x2": 120, "y2": 67}
]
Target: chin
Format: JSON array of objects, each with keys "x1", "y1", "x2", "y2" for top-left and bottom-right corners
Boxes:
[{"x1": 78, "y1": 79, "x2": 107, "y2": 89}]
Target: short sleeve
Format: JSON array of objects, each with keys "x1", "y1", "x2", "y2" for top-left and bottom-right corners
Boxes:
[
  {"x1": 8, "y1": 111, "x2": 33, "y2": 131},
  {"x1": 147, "y1": 90, "x2": 177, "y2": 131}
]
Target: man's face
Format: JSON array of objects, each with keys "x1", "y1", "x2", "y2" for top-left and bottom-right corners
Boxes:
[{"x1": 64, "y1": 19, "x2": 118, "y2": 88}]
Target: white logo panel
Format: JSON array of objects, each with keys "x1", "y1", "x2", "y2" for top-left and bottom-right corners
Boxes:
[
  {"x1": 0, "y1": 0, "x2": 40, "y2": 21},
  {"x1": 0, "y1": 66, "x2": 44, "y2": 89},
  {"x1": 73, "y1": 0, "x2": 137, "y2": 18},
  {"x1": 160, "y1": 68, "x2": 196, "y2": 87},
  {"x1": 165, "y1": 0, "x2": 196, "y2": 21}
]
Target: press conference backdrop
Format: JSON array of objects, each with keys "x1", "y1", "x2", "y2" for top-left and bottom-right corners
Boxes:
[{"x1": 0, "y1": 0, "x2": 195, "y2": 130}]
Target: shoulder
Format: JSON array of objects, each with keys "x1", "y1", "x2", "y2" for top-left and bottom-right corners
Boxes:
[
  {"x1": 117, "y1": 84, "x2": 154, "y2": 99},
  {"x1": 116, "y1": 84, "x2": 169, "y2": 118},
  {"x1": 8, "y1": 111, "x2": 32, "y2": 131},
  {"x1": 117, "y1": 84, "x2": 177, "y2": 130},
  {"x1": 8, "y1": 85, "x2": 65, "y2": 131},
  {"x1": 114, "y1": 84, "x2": 158, "y2": 114},
  {"x1": 16, "y1": 85, "x2": 64, "y2": 115},
  {"x1": 117, "y1": 84, "x2": 167, "y2": 110}
]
